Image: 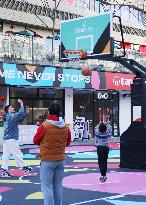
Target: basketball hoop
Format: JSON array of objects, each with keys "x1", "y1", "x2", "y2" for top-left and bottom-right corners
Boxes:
[{"x1": 63, "y1": 50, "x2": 87, "y2": 62}]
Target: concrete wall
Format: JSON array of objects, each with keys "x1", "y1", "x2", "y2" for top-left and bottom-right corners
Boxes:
[
  {"x1": 3, "y1": 23, "x2": 52, "y2": 38},
  {"x1": 0, "y1": 127, "x2": 3, "y2": 146},
  {"x1": 100, "y1": 0, "x2": 146, "y2": 10},
  {"x1": 0, "y1": 2, "x2": 94, "y2": 30},
  {"x1": 0, "y1": 125, "x2": 38, "y2": 146},
  {"x1": 65, "y1": 88, "x2": 73, "y2": 127},
  {"x1": 0, "y1": 0, "x2": 146, "y2": 45},
  {"x1": 113, "y1": 22, "x2": 146, "y2": 45},
  {"x1": 119, "y1": 91, "x2": 143, "y2": 135},
  {"x1": 119, "y1": 92, "x2": 131, "y2": 135}
]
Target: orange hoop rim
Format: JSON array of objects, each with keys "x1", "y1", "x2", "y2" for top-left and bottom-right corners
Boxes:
[{"x1": 63, "y1": 50, "x2": 87, "y2": 60}]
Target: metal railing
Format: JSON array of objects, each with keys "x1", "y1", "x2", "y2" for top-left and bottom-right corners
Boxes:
[
  {"x1": 0, "y1": 34, "x2": 60, "y2": 65},
  {"x1": 0, "y1": 34, "x2": 146, "y2": 73}
]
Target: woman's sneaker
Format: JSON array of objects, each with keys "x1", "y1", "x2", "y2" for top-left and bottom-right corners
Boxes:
[
  {"x1": 99, "y1": 176, "x2": 107, "y2": 183},
  {"x1": 102, "y1": 176, "x2": 107, "y2": 183},
  {"x1": 99, "y1": 176, "x2": 104, "y2": 182},
  {"x1": 1, "y1": 169, "x2": 13, "y2": 177},
  {"x1": 23, "y1": 166, "x2": 34, "y2": 174}
]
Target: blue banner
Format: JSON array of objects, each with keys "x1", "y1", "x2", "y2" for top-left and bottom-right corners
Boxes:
[{"x1": 0, "y1": 63, "x2": 99, "y2": 89}]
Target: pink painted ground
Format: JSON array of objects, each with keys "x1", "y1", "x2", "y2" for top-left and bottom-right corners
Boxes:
[
  {"x1": 109, "y1": 142, "x2": 120, "y2": 150},
  {"x1": 0, "y1": 187, "x2": 13, "y2": 193},
  {"x1": 66, "y1": 163, "x2": 119, "y2": 168},
  {"x1": 8, "y1": 168, "x2": 37, "y2": 177},
  {"x1": 66, "y1": 146, "x2": 96, "y2": 153},
  {"x1": 29, "y1": 148, "x2": 40, "y2": 153},
  {"x1": 63, "y1": 172, "x2": 146, "y2": 196},
  {"x1": 29, "y1": 143, "x2": 119, "y2": 154},
  {"x1": 29, "y1": 146, "x2": 96, "y2": 154}
]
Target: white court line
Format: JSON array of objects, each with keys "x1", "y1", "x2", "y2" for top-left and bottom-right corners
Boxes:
[
  {"x1": 33, "y1": 183, "x2": 41, "y2": 185},
  {"x1": 0, "y1": 195, "x2": 2, "y2": 202},
  {"x1": 19, "y1": 176, "x2": 24, "y2": 180},
  {"x1": 64, "y1": 181, "x2": 119, "y2": 186},
  {"x1": 69, "y1": 189, "x2": 146, "y2": 205}
]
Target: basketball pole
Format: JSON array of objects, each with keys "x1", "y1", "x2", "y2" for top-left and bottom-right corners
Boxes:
[
  {"x1": 52, "y1": 0, "x2": 61, "y2": 53},
  {"x1": 35, "y1": 0, "x2": 62, "y2": 65}
]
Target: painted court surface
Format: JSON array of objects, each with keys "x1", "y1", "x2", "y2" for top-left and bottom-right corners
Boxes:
[{"x1": 0, "y1": 142, "x2": 146, "y2": 205}]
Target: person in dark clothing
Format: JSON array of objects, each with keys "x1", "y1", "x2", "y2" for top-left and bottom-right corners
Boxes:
[{"x1": 94, "y1": 122, "x2": 112, "y2": 182}]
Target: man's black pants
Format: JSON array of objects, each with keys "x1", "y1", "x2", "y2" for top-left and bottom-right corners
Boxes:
[{"x1": 97, "y1": 146, "x2": 109, "y2": 177}]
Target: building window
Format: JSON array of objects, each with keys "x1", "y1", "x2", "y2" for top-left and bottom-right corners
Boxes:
[
  {"x1": 121, "y1": 6, "x2": 130, "y2": 22},
  {"x1": 94, "y1": 91, "x2": 119, "y2": 137},
  {"x1": 10, "y1": 87, "x2": 37, "y2": 98},
  {"x1": 73, "y1": 90, "x2": 94, "y2": 137},
  {"x1": 130, "y1": 8, "x2": 139, "y2": 23},
  {"x1": 10, "y1": 87, "x2": 64, "y2": 125},
  {"x1": 39, "y1": 88, "x2": 64, "y2": 99},
  {"x1": 95, "y1": 0, "x2": 100, "y2": 12},
  {"x1": 99, "y1": 3, "x2": 110, "y2": 13},
  {"x1": 73, "y1": 89, "x2": 120, "y2": 137}
]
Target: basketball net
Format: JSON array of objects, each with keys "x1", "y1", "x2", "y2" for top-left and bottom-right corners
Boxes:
[{"x1": 63, "y1": 50, "x2": 87, "y2": 66}]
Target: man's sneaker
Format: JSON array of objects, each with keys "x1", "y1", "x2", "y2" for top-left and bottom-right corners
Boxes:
[
  {"x1": 1, "y1": 169, "x2": 13, "y2": 178},
  {"x1": 23, "y1": 166, "x2": 34, "y2": 174}
]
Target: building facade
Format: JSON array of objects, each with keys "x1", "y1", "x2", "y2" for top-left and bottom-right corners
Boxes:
[
  {"x1": 0, "y1": 0, "x2": 145, "y2": 68},
  {"x1": 0, "y1": 0, "x2": 145, "y2": 144},
  {"x1": 0, "y1": 62, "x2": 137, "y2": 144}
]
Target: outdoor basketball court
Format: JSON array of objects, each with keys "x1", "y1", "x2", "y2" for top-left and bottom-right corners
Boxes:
[
  {"x1": 1, "y1": 143, "x2": 146, "y2": 205},
  {"x1": 0, "y1": 12, "x2": 146, "y2": 205}
]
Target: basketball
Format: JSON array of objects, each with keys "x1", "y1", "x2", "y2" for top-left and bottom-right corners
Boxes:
[{"x1": 81, "y1": 67, "x2": 92, "y2": 76}]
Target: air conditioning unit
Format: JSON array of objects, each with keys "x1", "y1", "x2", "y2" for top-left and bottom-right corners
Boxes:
[
  {"x1": 12, "y1": 1, "x2": 20, "y2": 10},
  {"x1": 31, "y1": 4, "x2": 38, "y2": 15},
  {"x1": 2, "y1": 0, "x2": 11, "y2": 8},
  {"x1": 7, "y1": 0, "x2": 15, "y2": 9},
  {"x1": 0, "y1": 0, "x2": 5, "y2": 7},
  {"x1": 23, "y1": 2, "x2": 29, "y2": 12},
  {"x1": 35, "y1": 6, "x2": 42, "y2": 16},
  {"x1": 17, "y1": 2, "x2": 24, "y2": 12}
]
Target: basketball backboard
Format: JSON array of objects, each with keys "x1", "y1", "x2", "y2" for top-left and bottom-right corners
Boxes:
[{"x1": 60, "y1": 13, "x2": 114, "y2": 61}]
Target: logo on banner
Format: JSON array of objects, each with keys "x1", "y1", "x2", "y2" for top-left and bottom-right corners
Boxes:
[
  {"x1": 76, "y1": 20, "x2": 93, "y2": 34},
  {"x1": 97, "y1": 92, "x2": 109, "y2": 99},
  {"x1": 113, "y1": 76, "x2": 133, "y2": 87}
]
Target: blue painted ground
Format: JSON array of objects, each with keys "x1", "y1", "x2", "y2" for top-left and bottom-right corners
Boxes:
[
  {"x1": 105, "y1": 199, "x2": 146, "y2": 205},
  {"x1": 0, "y1": 153, "x2": 36, "y2": 160},
  {"x1": 1, "y1": 145, "x2": 146, "y2": 205},
  {"x1": 67, "y1": 150, "x2": 120, "y2": 159}
]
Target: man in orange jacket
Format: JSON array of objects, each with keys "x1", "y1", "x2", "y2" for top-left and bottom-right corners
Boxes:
[{"x1": 33, "y1": 103, "x2": 71, "y2": 205}]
